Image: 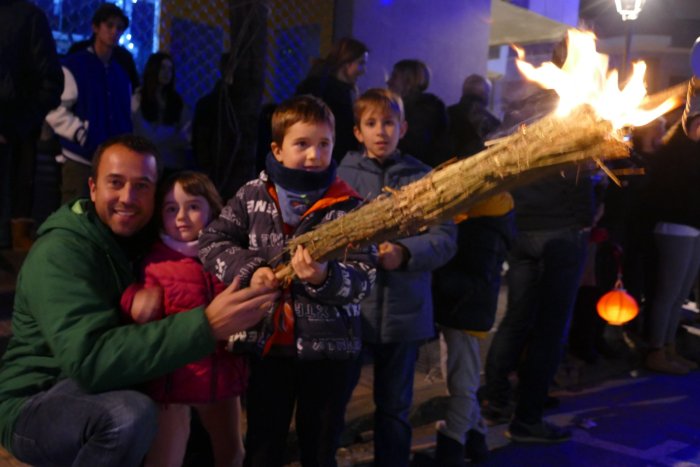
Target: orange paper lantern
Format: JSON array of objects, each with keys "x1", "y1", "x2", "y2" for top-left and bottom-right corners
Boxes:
[{"x1": 596, "y1": 280, "x2": 639, "y2": 325}]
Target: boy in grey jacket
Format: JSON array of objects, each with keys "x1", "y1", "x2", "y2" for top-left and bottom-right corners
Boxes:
[{"x1": 338, "y1": 88, "x2": 456, "y2": 467}]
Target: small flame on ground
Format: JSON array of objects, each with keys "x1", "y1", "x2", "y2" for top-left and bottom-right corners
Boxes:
[{"x1": 514, "y1": 29, "x2": 679, "y2": 130}]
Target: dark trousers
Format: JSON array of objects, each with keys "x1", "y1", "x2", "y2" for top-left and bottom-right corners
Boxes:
[
  {"x1": 0, "y1": 134, "x2": 38, "y2": 245},
  {"x1": 1, "y1": 133, "x2": 37, "y2": 218},
  {"x1": 11, "y1": 378, "x2": 158, "y2": 467},
  {"x1": 483, "y1": 227, "x2": 588, "y2": 423},
  {"x1": 347, "y1": 342, "x2": 419, "y2": 467},
  {"x1": 243, "y1": 356, "x2": 355, "y2": 467}
]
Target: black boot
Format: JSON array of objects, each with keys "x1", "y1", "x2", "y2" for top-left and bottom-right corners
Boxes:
[
  {"x1": 435, "y1": 431, "x2": 466, "y2": 467},
  {"x1": 464, "y1": 429, "x2": 489, "y2": 464}
]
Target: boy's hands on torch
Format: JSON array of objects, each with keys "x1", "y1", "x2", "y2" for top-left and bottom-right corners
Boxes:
[
  {"x1": 131, "y1": 286, "x2": 164, "y2": 324},
  {"x1": 378, "y1": 241, "x2": 409, "y2": 271},
  {"x1": 251, "y1": 266, "x2": 280, "y2": 289},
  {"x1": 291, "y1": 245, "x2": 328, "y2": 285}
]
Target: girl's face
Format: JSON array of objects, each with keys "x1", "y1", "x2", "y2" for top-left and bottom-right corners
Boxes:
[
  {"x1": 158, "y1": 59, "x2": 173, "y2": 86},
  {"x1": 161, "y1": 182, "x2": 211, "y2": 242}
]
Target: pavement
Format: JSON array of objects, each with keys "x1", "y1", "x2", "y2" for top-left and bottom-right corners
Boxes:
[{"x1": 2, "y1": 247, "x2": 700, "y2": 466}]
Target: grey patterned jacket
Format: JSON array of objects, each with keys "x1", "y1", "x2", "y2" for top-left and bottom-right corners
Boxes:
[{"x1": 199, "y1": 171, "x2": 377, "y2": 360}]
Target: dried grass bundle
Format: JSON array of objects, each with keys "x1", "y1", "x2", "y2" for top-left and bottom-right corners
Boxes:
[{"x1": 275, "y1": 104, "x2": 630, "y2": 281}]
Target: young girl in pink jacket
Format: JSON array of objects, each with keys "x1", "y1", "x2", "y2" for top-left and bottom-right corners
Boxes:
[{"x1": 121, "y1": 171, "x2": 246, "y2": 467}]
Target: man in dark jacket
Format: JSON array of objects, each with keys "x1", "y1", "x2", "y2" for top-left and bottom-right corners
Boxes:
[
  {"x1": 0, "y1": 134, "x2": 279, "y2": 466},
  {"x1": 480, "y1": 39, "x2": 595, "y2": 443},
  {"x1": 447, "y1": 74, "x2": 501, "y2": 157},
  {"x1": 0, "y1": 0, "x2": 63, "y2": 250}
]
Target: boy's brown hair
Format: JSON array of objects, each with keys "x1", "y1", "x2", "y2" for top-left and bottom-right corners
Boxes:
[
  {"x1": 353, "y1": 88, "x2": 404, "y2": 125},
  {"x1": 271, "y1": 95, "x2": 336, "y2": 146},
  {"x1": 157, "y1": 171, "x2": 223, "y2": 221}
]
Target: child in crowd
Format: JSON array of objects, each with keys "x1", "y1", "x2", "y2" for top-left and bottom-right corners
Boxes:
[
  {"x1": 121, "y1": 171, "x2": 246, "y2": 467},
  {"x1": 198, "y1": 95, "x2": 376, "y2": 466},
  {"x1": 338, "y1": 88, "x2": 457, "y2": 467}
]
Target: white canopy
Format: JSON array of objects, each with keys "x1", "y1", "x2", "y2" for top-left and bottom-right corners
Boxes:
[{"x1": 489, "y1": 1, "x2": 571, "y2": 46}]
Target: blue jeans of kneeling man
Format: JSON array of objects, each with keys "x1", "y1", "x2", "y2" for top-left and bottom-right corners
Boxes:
[{"x1": 11, "y1": 378, "x2": 158, "y2": 467}]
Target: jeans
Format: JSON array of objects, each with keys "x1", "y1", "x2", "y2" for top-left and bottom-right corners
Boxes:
[
  {"x1": 11, "y1": 378, "x2": 158, "y2": 467},
  {"x1": 483, "y1": 227, "x2": 588, "y2": 424},
  {"x1": 648, "y1": 232, "x2": 700, "y2": 347},
  {"x1": 348, "y1": 342, "x2": 418, "y2": 467}
]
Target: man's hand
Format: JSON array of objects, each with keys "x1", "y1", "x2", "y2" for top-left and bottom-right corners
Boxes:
[
  {"x1": 205, "y1": 277, "x2": 280, "y2": 340},
  {"x1": 291, "y1": 245, "x2": 328, "y2": 285},
  {"x1": 131, "y1": 286, "x2": 163, "y2": 323},
  {"x1": 378, "y1": 241, "x2": 406, "y2": 271},
  {"x1": 251, "y1": 266, "x2": 280, "y2": 289}
]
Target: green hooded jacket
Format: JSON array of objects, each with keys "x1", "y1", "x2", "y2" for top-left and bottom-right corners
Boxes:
[{"x1": 0, "y1": 200, "x2": 216, "y2": 453}]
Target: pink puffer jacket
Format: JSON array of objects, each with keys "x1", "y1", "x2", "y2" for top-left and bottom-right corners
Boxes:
[{"x1": 121, "y1": 240, "x2": 247, "y2": 404}]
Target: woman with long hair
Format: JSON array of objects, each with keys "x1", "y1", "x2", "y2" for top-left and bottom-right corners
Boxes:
[
  {"x1": 132, "y1": 52, "x2": 192, "y2": 172},
  {"x1": 295, "y1": 37, "x2": 369, "y2": 162}
]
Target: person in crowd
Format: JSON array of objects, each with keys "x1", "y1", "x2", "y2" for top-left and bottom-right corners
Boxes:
[
  {"x1": 433, "y1": 196, "x2": 514, "y2": 466},
  {"x1": 387, "y1": 59, "x2": 450, "y2": 168},
  {"x1": 193, "y1": 51, "x2": 259, "y2": 201},
  {"x1": 199, "y1": 95, "x2": 376, "y2": 466},
  {"x1": 295, "y1": 37, "x2": 369, "y2": 162},
  {"x1": 0, "y1": 134, "x2": 280, "y2": 466},
  {"x1": 479, "y1": 37, "x2": 595, "y2": 443},
  {"x1": 569, "y1": 119, "x2": 665, "y2": 364},
  {"x1": 447, "y1": 74, "x2": 501, "y2": 157},
  {"x1": 338, "y1": 88, "x2": 456, "y2": 467},
  {"x1": 121, "y1": 171, "x2": 247, "y2": 467},
  {"x1": 46, "y1": 2, "x2": 133, "y2": 203},
  {"x1": 431, "y1": 77, "x2": 513, "y2": 465},
  {"x1": 193, "y1": 53, "x2": 232, "y2": 177},
  {"x1": 0, "y1": 0, "x2": 63, "y2": 250},
  {"x1": 642, "y1": 119, "x2": 700, "y2": 374},
  {"x1": 132, "y1": 52, "x2": 193, "y2": 174},
  {"x1": 67, "y1": 2, "x2": 140, "y2": 92}
]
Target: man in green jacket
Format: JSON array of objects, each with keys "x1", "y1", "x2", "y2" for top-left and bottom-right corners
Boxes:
[{"x1": 0, "y1": 134, "x2": 279, "y2": 466}]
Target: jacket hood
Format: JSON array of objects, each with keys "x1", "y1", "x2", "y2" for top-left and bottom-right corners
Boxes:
[
  {"x1": 36, "y1": 200, "x2": 138, "y2": 279},
  {"x1": 38, "y1": 200, "x2": 110, "y2": 243}
]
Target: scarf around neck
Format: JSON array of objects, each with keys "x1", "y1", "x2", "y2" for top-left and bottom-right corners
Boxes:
[{"x1": 160, "y1": 232, "x2": 199, "y2": 257}]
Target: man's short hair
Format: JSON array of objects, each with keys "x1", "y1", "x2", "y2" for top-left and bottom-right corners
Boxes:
[
  {"x1": 353, "y1": 88, "x2": 404, "y2": 125},
  {"x1": 270, "y1": 95, "x2": 335, "y2": 146},
  {"x1": 91, "y1": 134, "x2": 161, "y2": 180},
  {"x1": 92, "y1": 3, "x2": 129, "y2": 29},
  {"x1": 461, "y1": 74, "x2": 491, "y2": 101}
]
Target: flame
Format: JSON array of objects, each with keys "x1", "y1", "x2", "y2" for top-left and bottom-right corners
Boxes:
[{"x1": 514, "y1": 29, "x2": 678, "y2": 130}]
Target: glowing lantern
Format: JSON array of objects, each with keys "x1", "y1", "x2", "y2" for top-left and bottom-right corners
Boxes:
[{"x1": 597, "y1": 279, "x2": 639, "y2": 325}]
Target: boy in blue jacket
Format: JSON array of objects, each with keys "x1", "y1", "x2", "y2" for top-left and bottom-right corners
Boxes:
[{"x1": 338, "y1": 88, "x2": 456, "y2": 467}]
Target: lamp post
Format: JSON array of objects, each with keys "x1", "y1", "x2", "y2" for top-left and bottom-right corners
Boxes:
[{"x1": 615, "y1": 0, "x2": 646, "y2": 84}]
